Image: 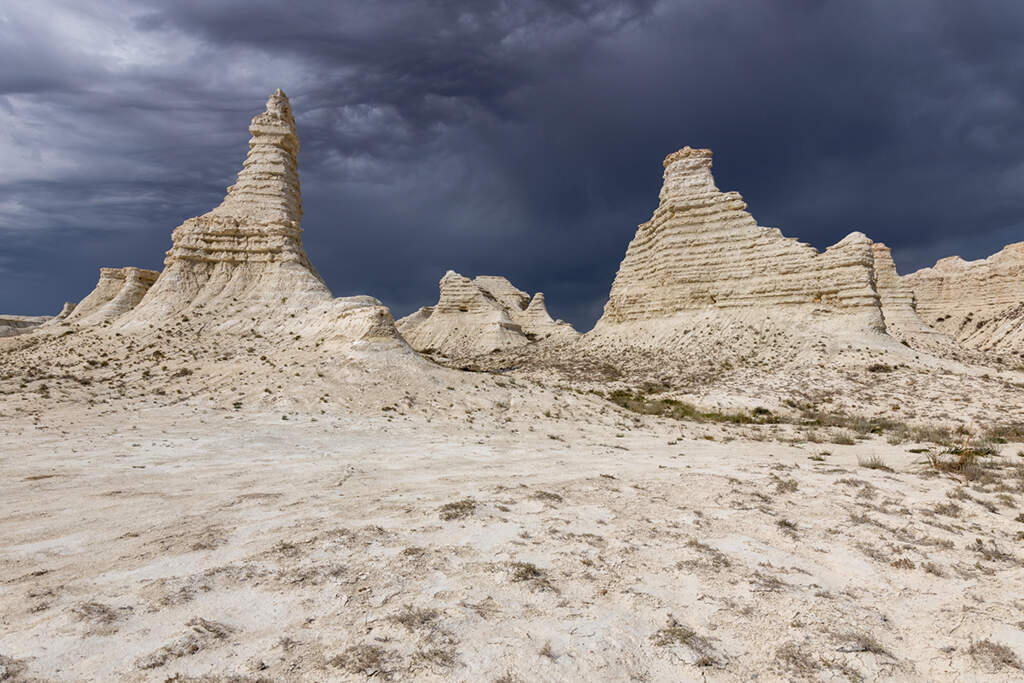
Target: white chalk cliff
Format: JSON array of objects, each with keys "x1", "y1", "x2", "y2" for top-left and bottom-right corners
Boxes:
[
  {"x1": 110, "y1": 89, "x2": 410, "y2": 354},
  {"x1": 588, "y1": 147, "x2": 944, "y2": 358},
  {"x1": 870, "y1": 243, "x2": 954, "y2": 352},
  {"x1": 397, "y1": 271, "x2": 578, "y2": 357},
  {"x1": 904, "y1": 242, "x2": 1024, "y2": 355},
  {"x1": 62, "y1": 267, "x2": 159, "y2": 326}
]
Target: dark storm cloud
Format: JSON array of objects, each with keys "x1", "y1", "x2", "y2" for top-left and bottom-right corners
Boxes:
[{"x1": 1, "y1": 0, "x2": 1022, "y2": 328}]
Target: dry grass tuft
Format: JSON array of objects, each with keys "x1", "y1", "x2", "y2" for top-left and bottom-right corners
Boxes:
[
  {"x1": 438, "y1": 498, "x2": 477, "y2": 521},
  {"x1": 969, "y1": 639, "x2": 1023, "y2": 671},
  {"x1": 858, "y1": 455, "x2": 893, "y2": 472}
]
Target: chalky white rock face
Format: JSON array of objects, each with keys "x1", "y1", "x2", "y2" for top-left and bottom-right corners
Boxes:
[
  {"x1": 62, "y1": 267, "x2": 159, "y2": 326},
  {"x1": 121, "y1": 89, "x2": 328, "y2": 326},
  {"x1": 585, "y1": 148, "x2": 965, "y2": 365},
  {"x1": 397, "y1": 271, "x2": 578, "y2": 357},
  {"x1": 110, "y1": 90, "x2": 412, "y2": 356},
  {"x1": 870, "y1": 243, "x2": 954, "y2": 352},
  {"x1": 596, "y1": 148, "x2": 883, "y2": 330},
  {"x1": 904, "y1": 242, "x2": 1024, "y2": 355},
  {"x1": 54, "y1": 301, "x2": 77, "y2": 320},
  {"x1": 0, "y1": 314, "x2": 50, "y2": 338}
]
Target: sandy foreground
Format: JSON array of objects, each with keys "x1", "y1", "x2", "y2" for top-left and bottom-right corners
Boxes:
[{"x1": 2, "y1": 401, "x2": 1023, "y2": 682}]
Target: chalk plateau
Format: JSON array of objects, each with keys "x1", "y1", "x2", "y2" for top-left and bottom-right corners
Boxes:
[
  {"x1": 397, "y1": 271, "x2": 578, "y2": 357},
  {"x1": 904, "y1": 242, "x2": 1024, "y2": 355}
]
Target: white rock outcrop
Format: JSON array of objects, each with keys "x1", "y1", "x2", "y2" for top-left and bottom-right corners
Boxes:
[
  {"x1": 904, "y1": 242, "x2": 1024, "y2": 355},
  {"x1": 588, "y1": 147, "x2": 943, "y2": 359},
  {"x1": 0, "y1": 314, "x2": 50, "y2": 338},
  {"x1": 62, "y1": 267, "x2": 159, "y2": 326},
  {"x1": 110, "y1": 90, "x2": 412, "y2": 355},
  {"x1": 397, "y1": 271, "x2": 578, "y2": 357},
  {"x1": 870, "y1": 243, "x2": 953, "y2": 352}
]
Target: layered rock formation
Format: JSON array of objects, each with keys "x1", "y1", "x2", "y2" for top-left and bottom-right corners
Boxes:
[
  {"x1": 121, "y1": 89, "x2": 327, "y2": 326},
  {"x1": 1, "y1": 302, "x2": 76, "y2": 337},
  {"x1": 110, "y1": 89, "x2": 410, "y2": 354},
  {"x1": 595, "y1": 148, "x2": 883, "y2": 330},
  {"x1": 870, "y1": 243, "x2": 953, "y2": 352},
  {"x1": 397, "y1": 271, "x2": 577, "y2": 357},
  {"x1": 0, "y1": 314, "x2": 50, "y2": 338},
  {"x1": 904, "y1": 242, "x2": 1024, "y2": 355},
  {"x1": 589, "y1": 147, "x2": 947, "y2": 362},
  {"x1": 62, "y1": 267, "x2": 159, "y2": 326}
]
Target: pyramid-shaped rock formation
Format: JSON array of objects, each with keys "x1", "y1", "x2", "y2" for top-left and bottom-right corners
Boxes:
[
  {"x1": 903, "y1": 242, "x2": 1024, "y2": 355},
  {"x1": 589, "y1": 147, "x2": 942, "y2": 358},
  {"x1": 121, "y1": 89, "x2": 328, "y2": 325},
  {"x1": 107, "y1": 89, "x2": 408, "y2": 351},
  {"x1": 397, "y1": 271, "x2": 578, "y2": 357}
]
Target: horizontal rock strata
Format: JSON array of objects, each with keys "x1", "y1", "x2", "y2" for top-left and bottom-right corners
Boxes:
[
  {"x1": 63, "y1": 267, "x2": 159, "y2": 326},
  {"x1": 596, "y1": 148, "x2": 883, "y2": 328},
  {"x1": 397, "y1": 271, "x2": 578, "y2": 357},
  {"x1": 904, "y1": 242, "x2": 1024, "y2": 355},
  {"x1": 587, "y1": 147, "x2": 952, "y2": 364},
  {"x1": 870, "y1": 243, "x2": 953, "y2": 352},
  {"x1": 107, "y1": 89, "x2": 412, "y2": 357}
]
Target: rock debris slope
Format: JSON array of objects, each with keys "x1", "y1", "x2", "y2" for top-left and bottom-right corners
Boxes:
[
  {"x1": 587, "y1": 147, "x2": 940, "y2": 362},
  {"x1": 397, "y1": 270, "x2": 577, "y2": 358},
  {"x1": 904, "y1": 242, "x2": 1024, "y2": 355}
]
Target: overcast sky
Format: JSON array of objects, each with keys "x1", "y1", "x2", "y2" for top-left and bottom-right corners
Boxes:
[{"x1": 2, "y1": 1, "x2": 1022, "y2": 328}]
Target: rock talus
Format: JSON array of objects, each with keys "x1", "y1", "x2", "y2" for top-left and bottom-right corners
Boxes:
[
  {"x1": 904, "y1": 242, "x2": 1024, "y2": 355},
  {"x1": 397, "y1": 271, "x2": 577, "y2": 357}
]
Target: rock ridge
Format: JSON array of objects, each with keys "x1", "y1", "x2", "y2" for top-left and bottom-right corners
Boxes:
[
  {"x1": 397, "y1": 271, "x2": 578, "y2": 357},
  {"x1": 595, "y1": 147, "x2": 884, "y2": 330},
  {"x1": 904, "y1": 242, "x2": 1024, "y2": 354}
]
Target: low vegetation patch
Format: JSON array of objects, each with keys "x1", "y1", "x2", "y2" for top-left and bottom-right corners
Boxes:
[
  {"x1": 651, "y1": 622, "x2": 718, "y2": 666},
  {"x1": 438, "y1": 498, "x2": 477, "y2": 521},
  {"x1": 329, "y1": 644, "x2": 391, "y2": 675},
  {"x1": 969, "y1": 639, "x2": 1023, "y2": 671},
  {"x1": 606, "y1": 390, "x2": 778, "y2": 425},
  {"x1": 858, "y1": 455, "x2": 894, "y2": 472}
]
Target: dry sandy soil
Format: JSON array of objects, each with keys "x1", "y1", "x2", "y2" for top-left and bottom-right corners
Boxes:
[{"x1": 3, "y1": 392, "x2": 1024, "y2": 682}]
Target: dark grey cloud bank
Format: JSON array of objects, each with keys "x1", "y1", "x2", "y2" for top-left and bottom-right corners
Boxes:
[{"x1": 2, "y1": 0, "x2": 1022, "y2": 328}]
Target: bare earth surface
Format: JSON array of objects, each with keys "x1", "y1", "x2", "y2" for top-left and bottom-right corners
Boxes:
[
  {"x1": 3, "y1": 91, "x2": 1024, "y2": 682},
  {"x1": 3, "y1": 401, "x2": 1023, "y2": 682}
]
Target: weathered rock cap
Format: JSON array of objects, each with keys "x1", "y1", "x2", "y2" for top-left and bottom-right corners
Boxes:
[{"x1": 663, "y1": 146, "x2": 713, "y2": 167}]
